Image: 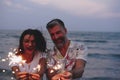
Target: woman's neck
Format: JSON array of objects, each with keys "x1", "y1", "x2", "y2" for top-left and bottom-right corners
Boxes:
[{"x1": 22, "y1": 51, "x2": 35, "y2": 63}]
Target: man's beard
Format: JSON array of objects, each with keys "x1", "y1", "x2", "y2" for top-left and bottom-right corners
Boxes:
[{"x1": 53, "y1": 37, "x2": 66, "y2": 49}]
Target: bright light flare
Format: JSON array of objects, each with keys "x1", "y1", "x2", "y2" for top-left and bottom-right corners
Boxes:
[
  {"x1": 33, "y1": 64, "x2": 41, "y2": 72},
  {"x1": 8, "y1": 52, "x2": 25, "y2": 66},
  {"x1": 50, "y1": 69, "x2": 54, "y2": 73}
]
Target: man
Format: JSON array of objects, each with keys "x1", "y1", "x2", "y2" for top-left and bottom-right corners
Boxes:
[{"x1": 46, "y1": 19, "x2": 88, "y2": 80}]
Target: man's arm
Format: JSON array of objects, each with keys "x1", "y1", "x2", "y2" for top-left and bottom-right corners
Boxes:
[{"x1": 70, "y1": 59, "x2": 86, "y2": 79}]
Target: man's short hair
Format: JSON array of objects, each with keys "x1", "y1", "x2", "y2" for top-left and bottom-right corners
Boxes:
[{"x1": 46, "y1": 19, "x2": 66, "y2": 30}]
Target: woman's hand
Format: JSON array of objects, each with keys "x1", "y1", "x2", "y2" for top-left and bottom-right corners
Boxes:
[
  {"x1": 16, "y1": 72, "x2": 29, "y2": 80},
  {"x1": 29, "y1": 73, "x2": 40, "y2": 80}
]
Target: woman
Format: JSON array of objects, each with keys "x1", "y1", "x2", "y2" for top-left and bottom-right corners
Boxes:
[{"x1": 10, "y1": 29, "x2": 46, "y2": 80}]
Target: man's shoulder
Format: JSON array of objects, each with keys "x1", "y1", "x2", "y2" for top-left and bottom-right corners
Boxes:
[
  {"x1": 70, "y1": 41, "x2": 86, "y2": 48},
  {"x1": 70, "y1": 41, "x2": 88, "y2": 61}
]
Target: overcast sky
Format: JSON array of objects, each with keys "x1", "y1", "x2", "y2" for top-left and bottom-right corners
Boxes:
[{"x1": 0, "y1": 0, "x2": 120, "y2": 32}]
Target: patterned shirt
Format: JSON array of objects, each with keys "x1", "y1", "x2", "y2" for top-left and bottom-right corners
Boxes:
[{"x1": 47, "y1": 41, "x2": 88, "y2": 71}]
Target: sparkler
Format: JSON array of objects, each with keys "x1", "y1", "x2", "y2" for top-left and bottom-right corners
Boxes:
[
  {"x1": 50, "y1": 69, "x2": 54, "y2": 73},
  {"x1": 54, "y1": 60, "x2": 65, "y2": 73},
  {"x1": 0, "y1": 49, "x2": 22, "y2": 74},
  {"x1": 48, "y1": 59, "x2": 65, "y2": 74},
  {"x1": 2, "y1": 69, "x2": 6, "y2": 73},
  {"x1": 11, "y1": 77, "x2": 14, "y2": 80},
  {"x1": 47, "y1": 49, "x2": 66, "y2": 74},
  {"x1": 8, "y1": 51, "x2": 26, "y2": 66},
  {"x1": 33, "y1": 64, "x2": 41, "y2": 73},
  {"x1": 0, "y1": 57, "x2": 8, "y2": 62}
]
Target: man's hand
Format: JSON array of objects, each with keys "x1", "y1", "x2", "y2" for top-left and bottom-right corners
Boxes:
[
  {"x1": 60, "y1": 71, "x2": 72, "y2": 80},
  {"x1": 51, "y1": 71, "x2": 72, "y2": 80}
]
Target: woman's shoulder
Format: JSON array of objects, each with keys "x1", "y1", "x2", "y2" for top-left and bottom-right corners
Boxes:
[{"x1": 35, "y1": 51, "x2": 47, "y2": 59}]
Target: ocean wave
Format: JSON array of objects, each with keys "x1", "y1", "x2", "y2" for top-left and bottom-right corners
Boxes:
[
  {"x1": 5, "y1": 34, "x2": 20, "y2": 38},
  {"x1": 81, "y1": 77, "x2": 120, "y2": 80},
  {"x1": 0, "y1": 51, "x2": 4, "y2": 54},
  {"x1": 88, "y1": 53, "x2": 120, "y2": 60},
  {"x1": 73, "y1": 40, "x2": 107, "y2": 43}
]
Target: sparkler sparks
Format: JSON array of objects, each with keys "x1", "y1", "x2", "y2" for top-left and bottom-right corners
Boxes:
[
  {"x1": 2, "y1": 69, "x2": 6, "y2": 73},
  {"x1": 50, "y1": 69, "x2": 54, "y2": 73},
  {"x1": 48, "y1": 60, "x2": 65, "y2": 74},
  {"x1": 1, "y1": 59, "x2": 6, "y2": 62},
  {"x1": 11, "y1": 77, "x2": 14, "y2": 80},
  {"x1": 12, "y1": 71, "x2": 15, "y2": 74},
  {"x1": 8, "y1": 51, "x2": 26, "y2": 66},
  {"x1": 33, "y1": 64, "x2": 41, "y2": 72}
]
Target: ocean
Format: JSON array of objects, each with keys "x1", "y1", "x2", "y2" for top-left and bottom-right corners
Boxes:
[{"x1": 0, "y1": 30, "x2": 120, "y2": 80}]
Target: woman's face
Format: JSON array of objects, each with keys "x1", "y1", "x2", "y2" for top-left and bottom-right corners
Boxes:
[{"x1": 23, "y1": 34, "x2": 36, "y2": 54}]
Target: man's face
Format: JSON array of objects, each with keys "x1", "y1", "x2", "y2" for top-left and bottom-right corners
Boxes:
[{"x1": 48, "y1": 25, "x2": 67, "y2": 48}]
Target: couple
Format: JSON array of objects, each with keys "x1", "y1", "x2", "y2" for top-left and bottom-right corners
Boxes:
[{"x1": 10, "y1": 19, "x2": 88, "y2": 80}]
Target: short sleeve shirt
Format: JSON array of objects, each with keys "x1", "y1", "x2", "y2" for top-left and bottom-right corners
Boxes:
[{"x1": 47, "y1": 41, "x2": 88, "y2": 71}]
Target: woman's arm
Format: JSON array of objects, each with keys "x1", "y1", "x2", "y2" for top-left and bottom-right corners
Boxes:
[
  {"x1": 39, "y1": 58, "x2": 47, "y2": 76},
  {"x1": 70, "y1": 59, "x2": 86, "y2": 79},
  {"x1": 30, "y1": 58, "x2": 47, "y2": 80}
]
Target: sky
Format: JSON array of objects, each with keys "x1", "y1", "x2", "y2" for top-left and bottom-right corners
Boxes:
[{"x1": 0, "y1": 0, "x2": 120, "y2": 32}]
